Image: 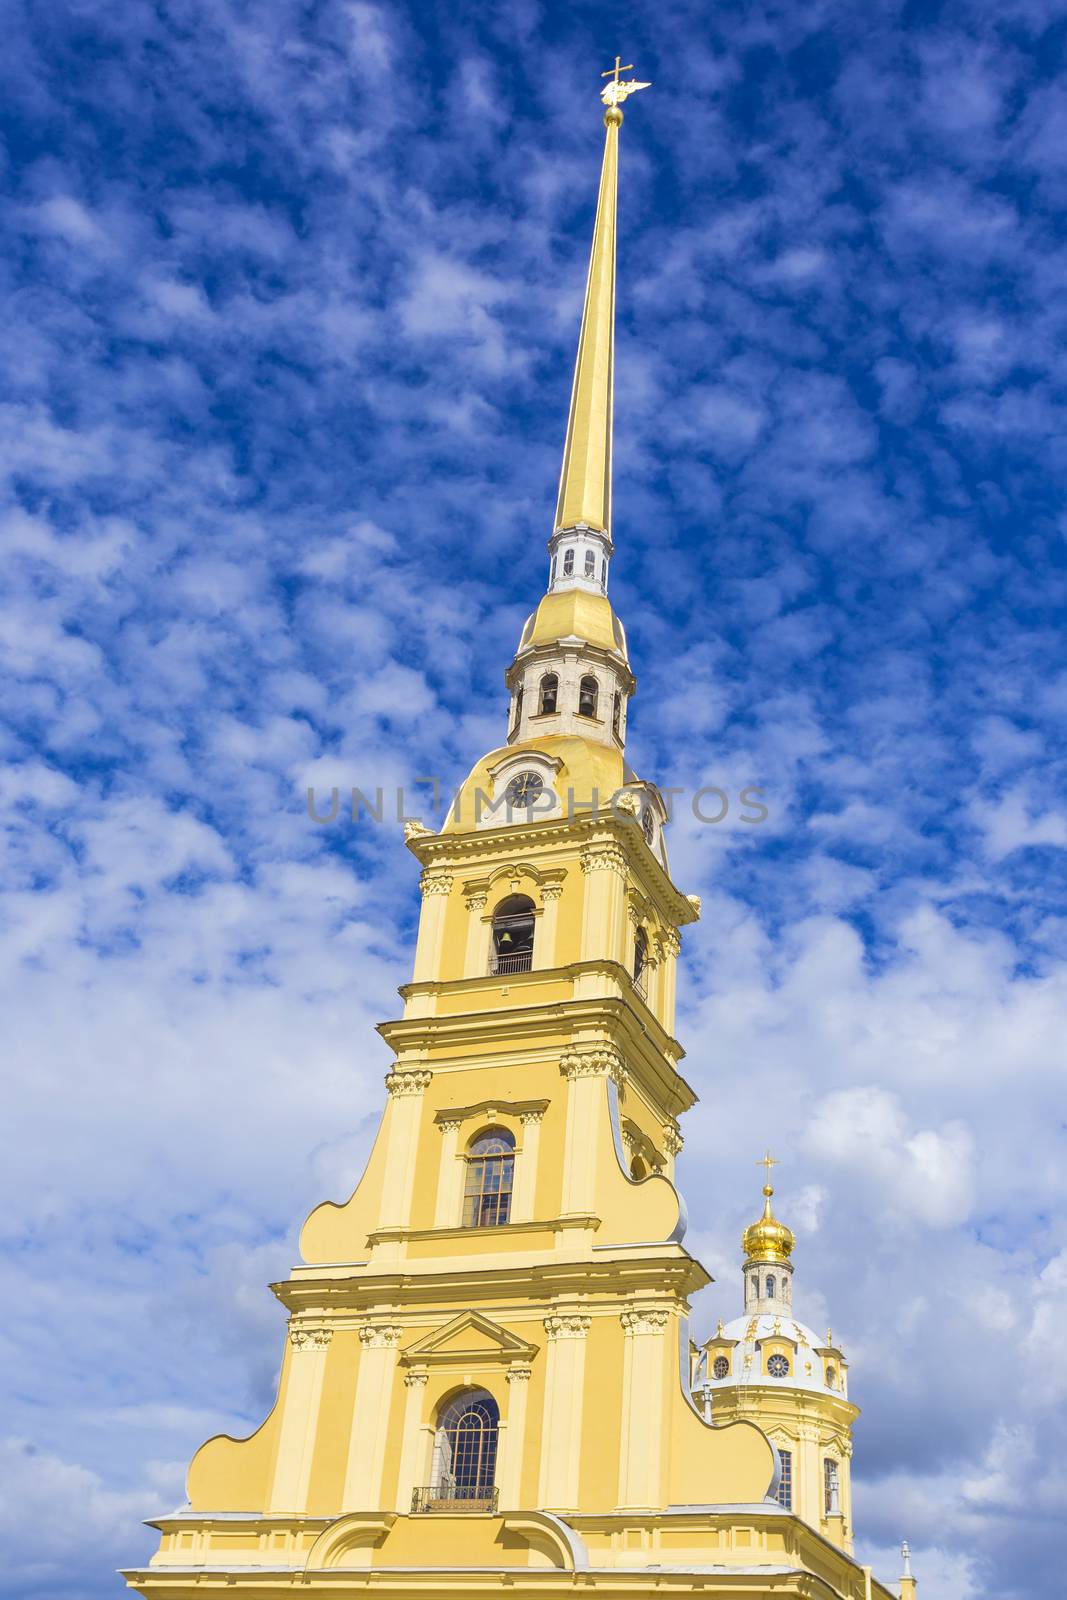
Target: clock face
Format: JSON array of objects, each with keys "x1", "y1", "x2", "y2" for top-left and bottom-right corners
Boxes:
[{"x1": 505, "y1": 771, "x2": 545, "y2": 808}]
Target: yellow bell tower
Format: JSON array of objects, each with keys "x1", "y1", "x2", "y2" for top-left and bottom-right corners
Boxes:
[{"x1": 123, "y1": 66, "x2": 900, "y2": 1600}]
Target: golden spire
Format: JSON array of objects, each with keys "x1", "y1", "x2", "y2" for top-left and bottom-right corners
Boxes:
[
  {"x1": 553, "y1": 62, "x2": 649, "y2": 540},
  {"x1": 741, "y1": 1152, "x2": 796, "y2": 1264}
]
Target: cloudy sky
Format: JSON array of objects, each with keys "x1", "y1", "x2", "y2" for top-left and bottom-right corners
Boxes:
[{"x1": 2, "y1": 0, "x2": 1066, "y2": 1595}]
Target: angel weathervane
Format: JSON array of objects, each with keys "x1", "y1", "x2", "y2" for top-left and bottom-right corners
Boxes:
[{"x1": 600, "y1": 55, "x2": 651, "y2": 110}]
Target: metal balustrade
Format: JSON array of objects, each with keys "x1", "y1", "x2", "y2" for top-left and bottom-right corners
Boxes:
[
  {"x1": 411, "y1": 1485, "x2": 500, "y2": 1514},
  {"x1": 489, "y1": 950, "x2": 533, "y2": 974}
]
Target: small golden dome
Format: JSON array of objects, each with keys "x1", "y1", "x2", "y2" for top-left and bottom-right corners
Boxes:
[{"x1": 741, "y1": 1184, "x2": 795, "y2": 1264}]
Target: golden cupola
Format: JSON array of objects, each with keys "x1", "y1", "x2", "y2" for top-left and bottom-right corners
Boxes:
[{"x1": 742, "y1": 1182, "x2": 796, "y2": 1265}]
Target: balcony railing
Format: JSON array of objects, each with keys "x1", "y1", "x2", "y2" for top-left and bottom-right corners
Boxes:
[
  {"x1": 411, "y1": 1485, "x2": 499, "y2": 1514},
  {"x1": 489, "y1": 950, "x2": 533, "y2": 975},
  {"x1": 632, "y1": 966, "x2": 648, "y2": 1000}
]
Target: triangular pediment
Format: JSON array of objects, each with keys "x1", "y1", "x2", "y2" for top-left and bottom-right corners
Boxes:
[{"x1": 400, "y1": 1310, "x2": 538, "y2": 1366}]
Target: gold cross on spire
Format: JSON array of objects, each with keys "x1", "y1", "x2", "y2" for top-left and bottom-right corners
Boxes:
[
  {"x1": 757, "y1": 1150, "x2": 779, "y2": 1181},
  {"x1": 599, "y1": 58, "x2": 651, "y2": 111},
  {"x1": 601, "y1": 56, "x2": 634, "y2": 88}
]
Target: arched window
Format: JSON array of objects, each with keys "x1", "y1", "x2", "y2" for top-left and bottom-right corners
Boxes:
[
  {"x1": 825, "y1": 1364, "x2": 836, "y2": 1389},
  {"x1": 511, "y1": 685, "x2": 523, "y2": 733},
  {"x1": 490, "y1": 894, "x2": 534, "y2": 975},
  {"x1": 578, "y1": 675, "x2": 599, "y2": 718},
  {"x1": 712, "y1": 1355, "x2": 730, "y2": 1380},
  {"x1": 550, "y1": 556, "x2": 557, "y2": 585},
  {"x1": 563, "y1": 549, "x2": 574, "y2": 576},
  {"x1": 633, "y1": 927, "x2": 648, "y2": 996},
  {"x1": 584, "y1": 550, "x2": 596, "y2": 577},
  {"x1": 538, "y1": 673, "x2": 558, "y2": 715},
  {"x1": 430, "y1": 1389, "x2": 500, "y2": 1507},
  {"x1": 767, "y1": 1352, "x2": 790, "y2": 1378},
  {"x1": 630, "y1": 1154, "x2": 648, "y2": 1180},
  {"x1": 462, "y1": 1128, "x2": 515, "y2": 1227},
  {"x1": 612, "y1": 692, "x2": 621, "y2": 738},
  {"x1": 776, "y1": 1448, "x2": 793, "y2": 1509},
  {"x1": 766, "y1": 1275, "x2": 776, "y2": 1299},
  {"x1": 601, "y1": 557, "x2": 607, "y2": 586}
]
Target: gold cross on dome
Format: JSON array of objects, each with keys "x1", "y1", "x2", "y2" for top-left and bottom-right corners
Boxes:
[
  {"x1": 757, "y1": 1150, "x2": 779, "y2": 1179},
  {"x1": 601, "y1": 56, "x2": 634, "y2": 88}
]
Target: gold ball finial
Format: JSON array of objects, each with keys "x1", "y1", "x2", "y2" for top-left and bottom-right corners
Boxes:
[{"x1": 604, "y1": 106, "x2": 624, "y2": 127}]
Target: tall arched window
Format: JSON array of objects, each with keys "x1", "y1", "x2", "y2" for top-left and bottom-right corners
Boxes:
[
  {"x1": 578, "y1": 675, "x2": 599, "y2": 718},
  {"x1": 430, "y1": 1389, "x2": 500, "y2": 1507},
  {"x1": 490, "y1": 894, "x2": 534, "y2": 974},
  {"x1": 776, "y1": 1448, "x2": 793, "y2": 1508},
  {"x1": 766, "y1": 1275, "x2": 776, "y2": 1299},
  {"x1": 633, "y1": 927, "x2": 648, "y2": 997},
  {"x1": 563, "y1": 549, "x2": 575, "y2": 576},
  {"x1": 462, "y1": 1127, "x2": 515, "y2": 1227},
  {"x1": 538, "y1": 673, "x2": 558, "y2": 715},
  {"x1": 630, "y1": 1154, "x2": 648, "y2": 1180},
  {"x1": 511, "y1": 685, "x2": 523, "y2": 733},
  {"x1": 612, "y1": 692, "x2": 621, "y2": 739},
  {"x1": 584, "y1": 550, "x2": 596, "y2": 577}
]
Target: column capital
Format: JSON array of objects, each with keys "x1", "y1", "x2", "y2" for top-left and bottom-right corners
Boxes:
[
  {"x1": 419, "y1": 871, "x2": 453, "y2": 897},
  {"x1": 620, "y1": 1308, "x2": 671, "y2": 1336},
  {"x1": 403, "y1": 1369, "x2": 429, "y2": 1389},
  {"x1": 506, "y1": 1364, "x2": 533, "y2": 1383},
  {"x1": 662, "y1": 1122, "x2": 683, "y2": 1157},
  {"x1": 386, "y1": 1068, "x2": 432, "y2": 1097},
  {"x1": 544, "y1": 1312, "x2": 591, "y2": 1340},
  {"x1": 464, "y1": 891, "x2": 488, "y2": 912},
  {"x1": 289, "y1": 1324, "x2": 332, "y2": 1350},
  {"x1": 663, "y1": 928, "x2": 682, "y2": 957},
  {"x1": 437, "y1": 1114, "x2": 464, "y2": 1132},
  {"x1": 517, "y1": 1107, "x2": 545, "y2": 1126},
  {"x1": 540, "y1": 882, "x2": 563, "y2": 902},
  {"x1": 580, "y1": 842, "x2": 627, "y2": 876},
  {"x1": 560, "y1": 1044, "x2": 625, "y2": 1087},
  {"x1": 359, "y1": 1323, "x2": 404, "y2": 1348}
]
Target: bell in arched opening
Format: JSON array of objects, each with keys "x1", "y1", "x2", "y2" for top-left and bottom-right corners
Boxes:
[{"x1": 489, "y1": 894, "x2": 535, "y2": 975}]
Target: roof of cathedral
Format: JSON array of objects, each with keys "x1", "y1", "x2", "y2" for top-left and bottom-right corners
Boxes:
[
  {"x1": 709, "y1": 1313, "x2": 842, "y2": 1397},
  {"x1": 518, "y1": 590, "x2": 629, "y2": 659}
]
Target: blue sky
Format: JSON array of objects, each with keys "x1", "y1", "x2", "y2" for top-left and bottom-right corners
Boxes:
[{"x1": 2, "y1": 1, "x2": 1066, "y2": 1596}]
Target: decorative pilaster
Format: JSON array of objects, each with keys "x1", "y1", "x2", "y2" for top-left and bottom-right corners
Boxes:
[
  {"x1": 395, "y1": 1370, "x2": 429, "y2": 1511},
  {"x1": 411, "y1": 870, "x2": 453, "y2": 982},
  {"x1": 343, "y1": 1324, "x2": 403, "y2": 1511},
  {"x1": 497, "y1": 1365, "x2": 533, "y2": 1508},
  {"x1": 660, "y1": 928, "x2": 681, "y2": 1033},
  {"x1": 510, "y1": 1108, "x2": 545, "y2": 1222},
  {"x1": 617, "y1": 1308, "x2": 671, "y2": 1511},
  {"x1": 537, "y1": 1313, "x2": 591, "y2": 1511},
  {"x1": 579, "y1": 843, "x2": 627, "y2": 963},
  {"x1": 533, "y1": 881, "x2": 563, "y2": 970},
  {"x1": 560, "y1": 1044, "x2": 625, "y2": 1215},
  {"x1": 433, "y1": 1115, "x2": 465, "y2": 1227},
  {"x1": 463, "y1": 891, "x2": 488, "y2": 977},
  {"x1": 266, "y1": 1325, "x2": 333, "y2": 1513},
  {"x1": 376, "y1": 1069, "x2": 432, "y2": 1234}
]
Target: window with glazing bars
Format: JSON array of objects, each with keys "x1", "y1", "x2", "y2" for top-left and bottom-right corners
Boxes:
[
  {"x1": 776, "y1": 1448, "x2": 792, "y2": 1508},
  {"x1": 462, "y1": 1130, "x2": 515, "y2": 1227},
  {"x1": 436, "y1": 1390, "x2": 499, "y2": 1499}
]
